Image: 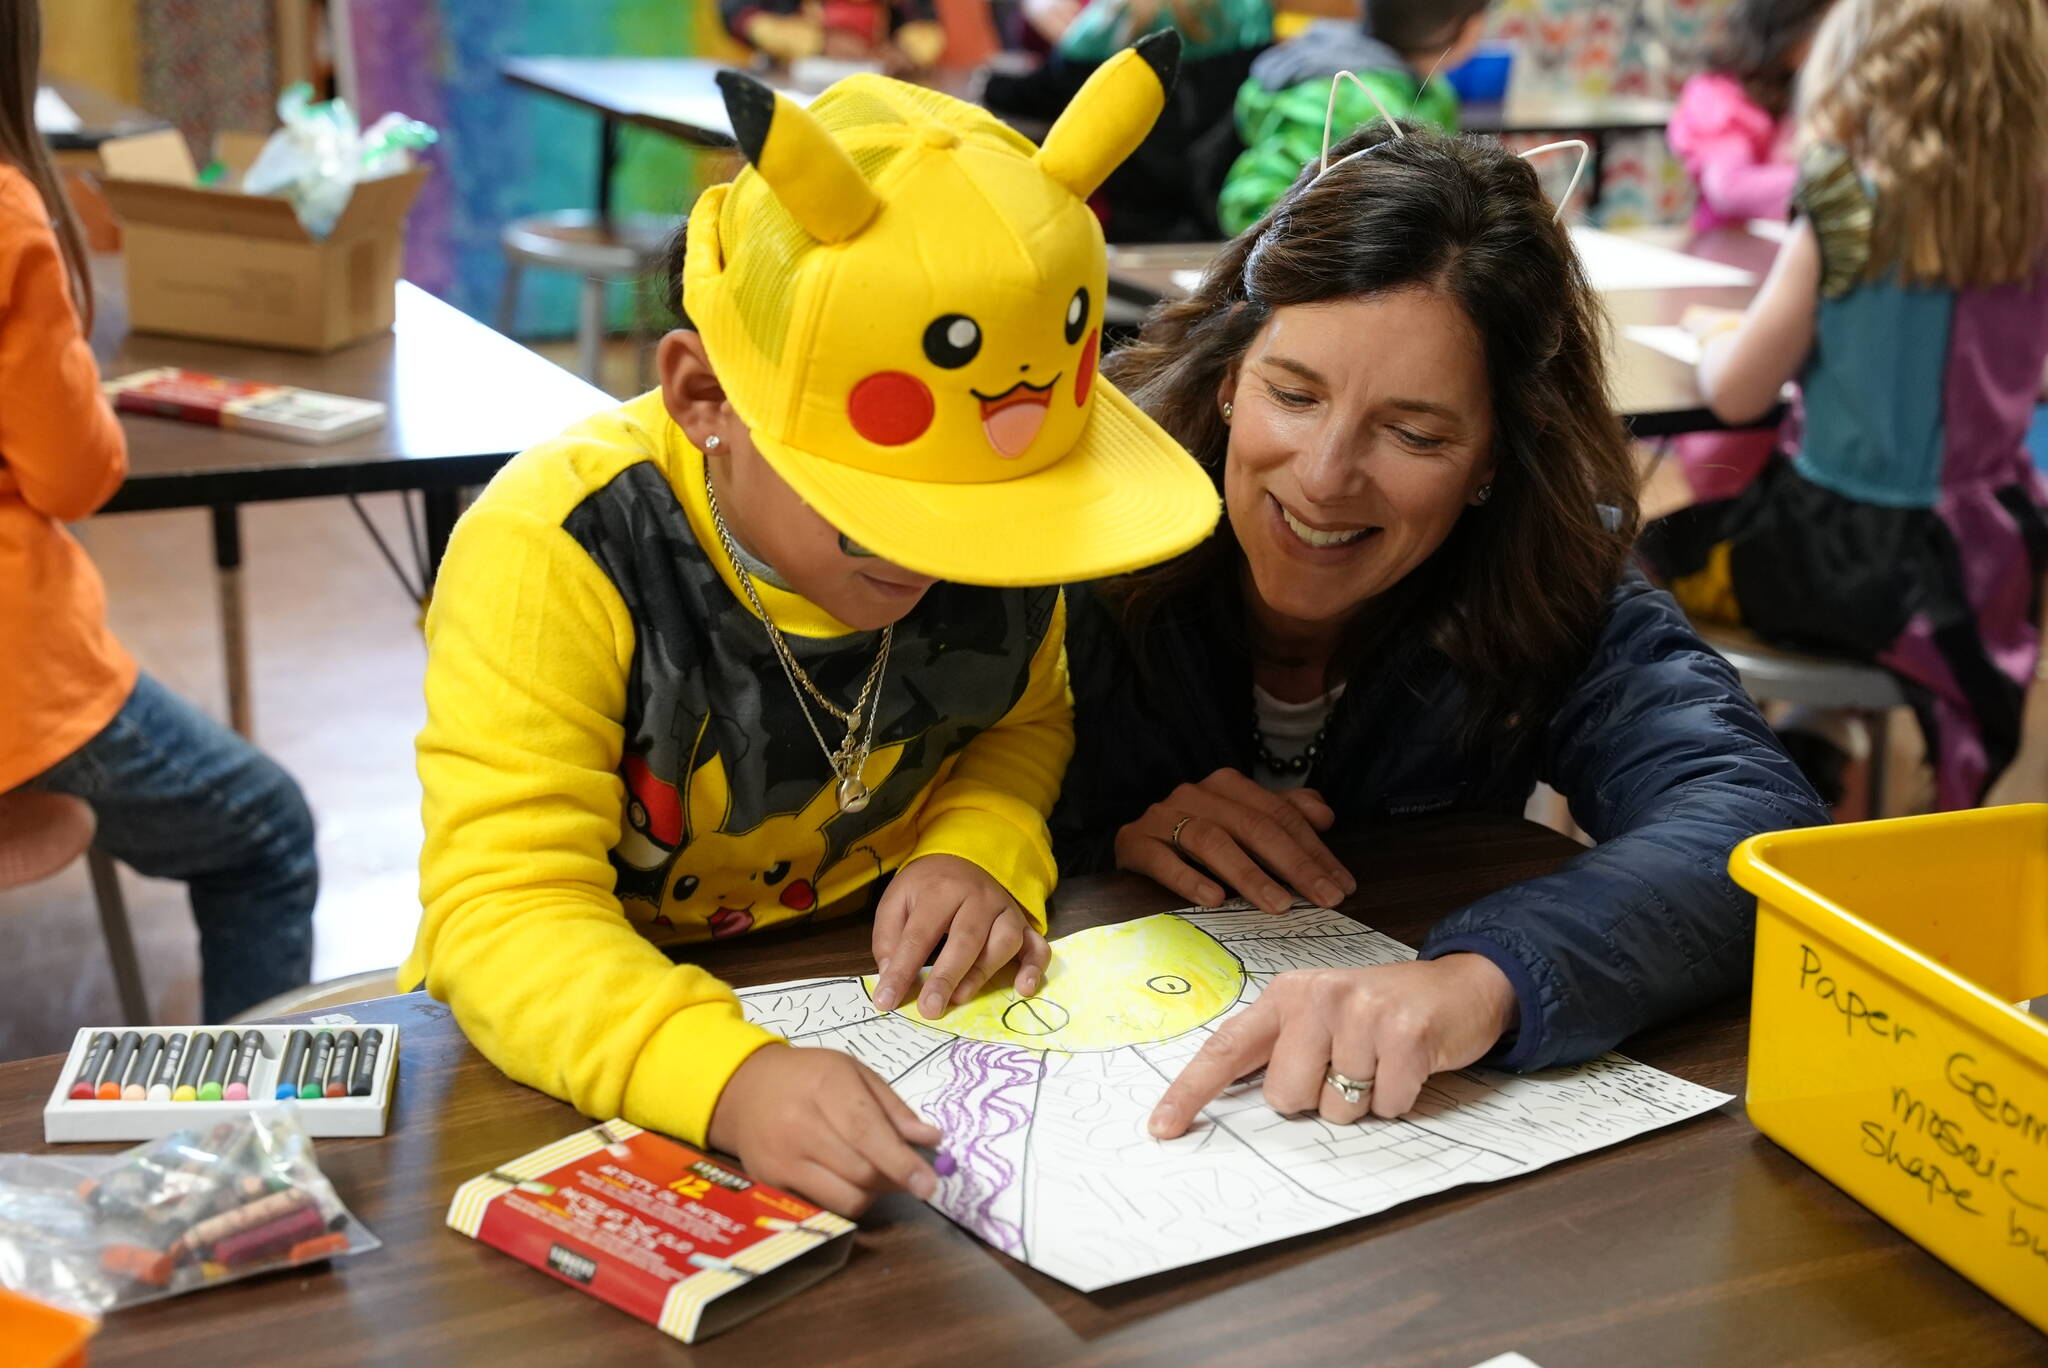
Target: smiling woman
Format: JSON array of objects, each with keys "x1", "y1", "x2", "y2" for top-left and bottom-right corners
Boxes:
[{"x1": 1050, "y1": 121, "x2": 1834, "y2": 1137}]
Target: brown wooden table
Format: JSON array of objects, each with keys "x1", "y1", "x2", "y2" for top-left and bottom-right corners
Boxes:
[
  {"x1": 1106, "y1": 225, "x2": 1780, "y2": 440},
  {"x1": 86, "y1": 257, "x2": 612, "y2": 736},
  {"x1": 3, "y1": 813, "x2": 2040, "y2": 1365}
]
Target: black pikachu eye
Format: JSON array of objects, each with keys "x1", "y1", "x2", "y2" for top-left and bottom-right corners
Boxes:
[
  {"x1": 923, "y1": 314, "x2": 981, "y2": 368},
  {"x1": 674, "y1": 874, "x2": 699, "y2": 901},
  {"x1": 1064, "y1": 287, "x2": 1089, "y2": 345},
  {"x1": 764, "y1": 860, "x2": 792, "y2": 885}
]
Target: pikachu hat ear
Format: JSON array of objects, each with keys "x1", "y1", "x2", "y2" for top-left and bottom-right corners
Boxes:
[
  {"x1": 714, "y1": 69, "x2": 881, "y2": 244},
  {"x1": 1035, "y1": 30, "x2": 1181, "y2": 202}
]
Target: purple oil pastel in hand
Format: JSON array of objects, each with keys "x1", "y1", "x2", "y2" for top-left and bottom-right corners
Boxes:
[{"x1": 933, "y1": 1151, "x2": 957, "y2": 1177}]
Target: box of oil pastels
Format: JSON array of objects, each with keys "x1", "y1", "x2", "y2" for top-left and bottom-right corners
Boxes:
[{"x1": 43, "y1": 1024, "x2": 399, "y2": 1142}]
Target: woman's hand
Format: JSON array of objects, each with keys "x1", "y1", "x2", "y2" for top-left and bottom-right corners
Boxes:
[
  {"x1": 1113, "y1": 767, "x2": 1356, "y2": 913},
  {"x1": 1146, "y1": 954, "x2": 1519, "y2": 1138},
  {"x1": 869, "y1": 854, "x2": 1051, "y2": 1018},
  {"x1": 707, "y1": 1045, "x2": 940, "y2": 1216}
]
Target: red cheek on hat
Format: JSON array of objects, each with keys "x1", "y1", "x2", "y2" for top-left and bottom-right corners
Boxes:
[
  {"x1": 780, "y1": 879, "x2": 816, "y2": 912},
  {"x1": 848, "y1": 373, "x2": 934, "y2": 445},
  {"x1": 1075, "y1": 330, "x2": 1099, "y2": 408}
]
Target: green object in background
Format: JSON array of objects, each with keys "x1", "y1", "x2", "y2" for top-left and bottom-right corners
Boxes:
[
  {"x1": 1057, "y1": 0, "x2": 1274, "y2": 64},
  {"x1": 1218, "y1": 69, "x2": 1461, "y2": 237},
  {"x1": 196, "y1": 160, "x2": 227, "y2": 186}
]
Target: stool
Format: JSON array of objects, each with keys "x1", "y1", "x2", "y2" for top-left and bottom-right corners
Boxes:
[
  {"x1": 1697, "y1": 624, "x2": 1907, "y2": 818},
  {"x1": 0, "y1": 790, "x2": 149, "y2": 1024},
  {"x1": 497, "y1": 210, "x2": 675, "y2": 387},
  {"x1": 229, "y1": 967, "x2": 401, "y2": 1024}
]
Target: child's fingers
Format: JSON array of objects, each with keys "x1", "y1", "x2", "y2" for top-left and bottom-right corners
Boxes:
[
  {"x1": 833, "y1": 1079, "x2": 937, "y2": 1201},
  {"x1": 785, "y1": 1159, "x2": 876, "y2": 1218},
  {"x1": 917, "y1": 903, "x2": 996, "y2": 1018},
  {"x1": 949, "y1": 907, "x2": 1025, "y2": 1007},
  {"x1": 871, "y1": 901, "x2": 956, "y2": 1012},
  {"x1": 1013, "y1": 926, "x2": 1051, "y2": 997},
  {"x1": 864, "y1": 1071, "x2": 942, "y2": 1149}
]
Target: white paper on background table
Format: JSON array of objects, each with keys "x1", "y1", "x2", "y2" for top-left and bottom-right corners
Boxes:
[
  {"x1": 1623, "y1": 324, "x2": 1704, "y2": 365},
  {"x1": 1170, "y1": 268, "x2": 1204, "y2": 293},
  {"x1": 738, "y1": 905, "x2": 1732, "y2": 1292},
  {"x1": 34, "y1": 87, "x2": 81, "y2": 135},
  {"x1": 1568, "y1": 226, "x2": 1758, "y2": 292}
]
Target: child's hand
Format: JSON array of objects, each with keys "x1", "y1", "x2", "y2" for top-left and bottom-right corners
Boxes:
[
  {"x1": 1681, "y1": 304, "x2": 1745, "y2": 341},
  {"x1": 706, "y1": 1045, "x2": 940, "y2": 1216},
  {"x1": 869, "y1": 854, "x2": 1051, "y2": 1018}
]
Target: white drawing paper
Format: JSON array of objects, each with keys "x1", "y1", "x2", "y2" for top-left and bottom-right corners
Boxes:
[
  {"x1": 1569, "y1": 226, "x2": 1758, "y2": 292},
  {"x1": 739, "y1": 906, "x2": 1731, "y2": 1292},
  {"x1": 1622, "y1": 323, "x2": 1704, "y2": 365}
]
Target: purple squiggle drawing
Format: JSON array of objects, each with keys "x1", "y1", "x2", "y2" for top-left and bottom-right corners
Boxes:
[{"x1": 923, "y1": 1041, "x2": 1041, "y2": 1254}]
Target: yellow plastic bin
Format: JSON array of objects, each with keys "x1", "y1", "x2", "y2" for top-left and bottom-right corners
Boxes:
[{"x1": 1732, "y1": 804, "x2": 2048, "y2": 1331}]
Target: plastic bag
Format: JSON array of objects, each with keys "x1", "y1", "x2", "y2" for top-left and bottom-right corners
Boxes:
[
  {"x1": 0, "y1": 1106, "x2": 378, "y2": 1314},
  {"x1": 242, "y1": 83, "x2": 437, "y2": 238}
]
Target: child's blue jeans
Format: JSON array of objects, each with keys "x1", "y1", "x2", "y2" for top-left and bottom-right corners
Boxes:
[{"x1": 31, "y1": 672, "x2": 318, "y2": 1019}]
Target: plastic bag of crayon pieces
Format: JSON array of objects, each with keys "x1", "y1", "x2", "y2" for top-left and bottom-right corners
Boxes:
[{"x1": 0, "y1": 1106, "x2": 378, "y2": 1313}]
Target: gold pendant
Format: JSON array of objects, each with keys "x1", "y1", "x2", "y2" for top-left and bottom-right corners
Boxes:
[{"x1": 836, "y1": 776, "x2": 870, "y2": 813}]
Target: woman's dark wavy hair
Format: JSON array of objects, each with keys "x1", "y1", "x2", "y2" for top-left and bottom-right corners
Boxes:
[
  {"x1": 1101, "y1": 121, "x2": 1639, "y2": 746},
  {"x1": 1709, "y1": 0, "x2": 1837, "y2": 119}
]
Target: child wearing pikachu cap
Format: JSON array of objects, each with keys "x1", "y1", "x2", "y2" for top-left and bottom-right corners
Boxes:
[{"x1": 400, "y1": 36, "x2": 1218, "y2": 1215}]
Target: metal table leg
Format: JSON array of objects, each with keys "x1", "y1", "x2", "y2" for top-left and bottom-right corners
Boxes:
[{"x1": 210, "y1": 504, "x2": 253, "y2": 739}]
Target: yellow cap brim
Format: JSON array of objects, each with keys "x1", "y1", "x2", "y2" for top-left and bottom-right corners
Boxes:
[{"x1": 749, "y1": 381, "x2": 1221, "y2": 587}]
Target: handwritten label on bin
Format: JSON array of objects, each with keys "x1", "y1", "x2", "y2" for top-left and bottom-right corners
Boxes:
[{"x1": 1796, "y1": 944, "x2": 2048, "y2": 1270}]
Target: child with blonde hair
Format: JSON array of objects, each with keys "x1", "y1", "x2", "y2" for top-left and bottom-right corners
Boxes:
[{"x1": 1650, "y1": 0, "x2": 2048, "y2": 810}]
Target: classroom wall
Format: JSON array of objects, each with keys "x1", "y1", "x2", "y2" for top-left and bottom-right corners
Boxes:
[
  {"x1": 342, "y1": 0, "x2": 743, "y2": 338},
  {"x1": 44, "y1": 0, "x2": 142, "y2": 104},
  {"x1": 1488, "y1": 0, "x2": 1735, "y2": 226}
]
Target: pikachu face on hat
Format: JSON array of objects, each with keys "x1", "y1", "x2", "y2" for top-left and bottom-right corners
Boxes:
[{"x1": 682, "y1": 34, "x2": 1221, "y2": 588}]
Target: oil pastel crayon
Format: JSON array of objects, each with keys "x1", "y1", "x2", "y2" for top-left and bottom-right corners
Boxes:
[
  {"x1": 275, "y1": 1029, "x2": 311, "y2": 1100},
  {"x1": 147, "y1": 1033, "x2": 186, "y2": 1102},
  {"x1": 349, "y1": 1028, "x2": 383, "y2": 1097},
  {"x1": 173, "y1": 1031, "x2": 212, "y2": 1102},
  {"x1": 324, "y1": 1030, "x2": 355, "y2": 1098},
  {"x1": 69, "y1": 1031, "x2": 116, "y2": 1099},
  {"x1": 224, "y1": 1032, "x2": 261, "y2": 1101},
  {"x1": 299, "y1": 1030, "x2": 334, "y2": 1100},
  {"x1": 288, "y1": 1233, "x2": 350, "y2": 1265},
  {"x1": 214, "y1": 1204, "x2": 326, "y2": 1267},
  {"x1": 98, "y1": 1031, "x2": 141, "y2": 1100},
  {"x1": 178, "y1": 1189, "x2": 308, "y2": 1256},
  {"x1": 198, "y1": 1029, "x2": 238, "y2": 1101},
  {"x1": 123, "y1": 1034, "x2": 164, "y2": 1101}
]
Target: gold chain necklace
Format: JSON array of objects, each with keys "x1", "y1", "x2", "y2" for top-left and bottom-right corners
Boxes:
[{"x1": 703, "y1": 467, "x2": 891, "y2": 813}]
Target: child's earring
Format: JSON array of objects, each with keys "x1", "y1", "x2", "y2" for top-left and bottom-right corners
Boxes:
[
  {"x1": 1474, "y1": 483, "x2": 1493, "y2": 505},
  {"x1": 1221, "y1": 402, "x2": 1233, "y2": 423},
  {"x1": 703, "y1": 434, "x2": 722, "y2": 452}
]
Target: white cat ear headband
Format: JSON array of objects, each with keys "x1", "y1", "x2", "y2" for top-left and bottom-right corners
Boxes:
[{"x1": 1316, "y1": 69, "x2": 1590, "y2": 223}]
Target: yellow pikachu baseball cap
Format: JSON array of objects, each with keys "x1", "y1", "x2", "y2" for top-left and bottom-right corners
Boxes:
[{"x1": 682, "y1": 35, "x2": 1219, "y2": 587}]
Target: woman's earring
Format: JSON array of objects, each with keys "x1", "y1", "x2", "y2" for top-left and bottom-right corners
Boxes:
[
  {"x1": 703, "y1": 434, "x2": 722, "y2": 452},
  {"x1": 1474, "y1": 483, "x2": 1493, "y2": 505},
  {"x1": 1221, "y1": 402, "x2": 1233, "y2": 423}
]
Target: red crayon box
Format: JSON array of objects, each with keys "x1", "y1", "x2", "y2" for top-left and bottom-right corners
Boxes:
[{"x1": 447, "y1": 1121, "x2": 854, "y2": 1343}]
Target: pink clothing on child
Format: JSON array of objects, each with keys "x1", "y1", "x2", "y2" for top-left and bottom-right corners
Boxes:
[{"x1": 1667, "y1": 72, "x2": 1797, "y2": 234}]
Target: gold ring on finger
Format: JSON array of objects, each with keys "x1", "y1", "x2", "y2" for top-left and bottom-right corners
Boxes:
[{"x1": 1169, "y1": 815, "x2": 1195, "y2": 852}]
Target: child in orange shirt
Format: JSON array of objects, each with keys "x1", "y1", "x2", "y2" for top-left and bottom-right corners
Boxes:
[{"x1": 0, "y1": 0, "x2": 315, "y2": 1018}]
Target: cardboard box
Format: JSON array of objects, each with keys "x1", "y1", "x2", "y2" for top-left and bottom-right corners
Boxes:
[{"x1": 97, "y1": 128, "x2": 427, "y2": 352}]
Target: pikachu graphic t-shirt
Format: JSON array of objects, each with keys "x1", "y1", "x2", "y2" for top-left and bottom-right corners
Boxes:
[{"x1": 399, "y1": 392, "x2": 1072, "y2": 1147}]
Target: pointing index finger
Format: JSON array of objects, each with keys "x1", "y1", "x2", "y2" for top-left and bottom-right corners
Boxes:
[{"x1": 1147, "y1": 998, "x2": 1282, "y2": 1139}]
